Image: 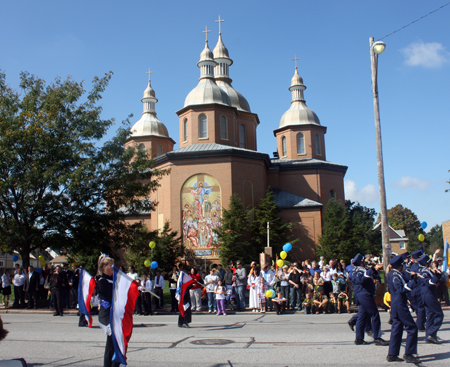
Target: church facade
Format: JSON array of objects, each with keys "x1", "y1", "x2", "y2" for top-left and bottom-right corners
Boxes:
[{"x1": 125, "y1": 29, "x2": 347, "y2": 263}]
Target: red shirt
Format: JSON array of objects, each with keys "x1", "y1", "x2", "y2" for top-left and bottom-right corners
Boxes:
[{"x1": 190, "y1": 273, "x2": 202, "y2": 289}]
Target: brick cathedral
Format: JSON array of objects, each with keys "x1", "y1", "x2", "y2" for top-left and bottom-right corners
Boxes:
[{"x1": 125, "y1": 26, "x2": 347, "y2": 263}]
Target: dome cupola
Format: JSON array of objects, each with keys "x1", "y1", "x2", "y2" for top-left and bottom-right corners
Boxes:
[
  {"x1": 130, "y1": 69, "x2": 170, "y2": 138},
  {"x1": 184, "y1": 27, "x2": 231, "y2": 109},
  {"x1": 279, "y1": 63, "x2": 320, "y2": 128}
]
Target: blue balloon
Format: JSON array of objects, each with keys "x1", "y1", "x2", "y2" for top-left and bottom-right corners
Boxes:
[
  {"x1": 12, "y1": 255, "x2": 19, "y2": 262},
  {"x1": 150, "y1": 261, "x2": 158, "y2": 269},
  {"x1": 421, "y1": 221, "x2": 427, "y2": 230},
  {"x1": 283, "y1": 243, "x2": 293, "y2": 252},
  {"x1": 35, "y1": 268, "x2": 42, "y2": 274}
]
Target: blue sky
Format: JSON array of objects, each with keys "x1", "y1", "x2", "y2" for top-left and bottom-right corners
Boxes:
[{"x1": 1, "y1": 1, "x2": 449, "y2": 233}]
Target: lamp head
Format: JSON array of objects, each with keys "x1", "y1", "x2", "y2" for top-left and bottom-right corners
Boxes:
[{"x1": 373, "y1": 41, "x2": 386, "y2": 55}]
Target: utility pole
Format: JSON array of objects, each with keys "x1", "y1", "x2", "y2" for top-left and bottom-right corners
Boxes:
[{"x1": 370, "y1": 37, "x2": 391, "y2": 273}]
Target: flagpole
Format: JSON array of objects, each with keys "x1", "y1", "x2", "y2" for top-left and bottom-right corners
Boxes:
[{"x1": 139, "y1": 286, "x2": 161, "y2": 299}]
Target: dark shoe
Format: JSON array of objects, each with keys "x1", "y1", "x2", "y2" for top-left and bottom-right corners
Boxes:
[
  {"x1": 426, "y1": 336, "x2": 441, "y2": 344},
  {"x1": 374, "y1": 338, "x2": 389, "y2": 346},
  {"x1": 355, "y1": 339, "x2": 368, "y2": 345},
  {"x1": 182, "y1": 323, "x2": 190, "y2": 328},
  {"x1": 53, "y1": 313, "x2": 60, "y2": 316},
  {"x1": 348, "y1": 320, "x2": 355, "y2": 332},
  {"x1": 386, "y1": 355, "x2": 404, "y2": 362},
  {"x1": 403, "y1": 354, "x2": 420, "y2": 364}
]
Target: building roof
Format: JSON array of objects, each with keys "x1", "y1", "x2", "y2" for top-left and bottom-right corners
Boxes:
[
  {"x1": 271, "y1": 157, "x2": 348, "y2": 173},
  {"x1": 272, "y1": 188, "x2": 322, "y2": 208},
  {"x1": 373, "y1": 222, "x2": 409, "y2": 241},
  {"x1": 50, "y1": 255, "x2": 68, "y2": 264}
]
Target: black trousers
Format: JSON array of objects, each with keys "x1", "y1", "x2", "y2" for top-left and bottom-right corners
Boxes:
[
  {"x1": 27, "y1": 289, "x2": 39, "y2": 308},
  {"x1": 170, "y1": 289, "x2": 178, "y2": 312},
  {"x1": 274, "y1": 301, "x2": 286, "y2": 314},
  {"x1": 104, "y1": 335, "x2": 121, "y2": 367},
  {"x1": 142, "y1": 293, "x2": 152, "y2": 315},
  {"x1": 71, "y1": 287, "x2": 78, "y2": 308},
  {"x1": 52, "y1": 288, "x2": 63, "y2": 315},
  {"x1": 13, "y1": 286, "x2": 25, "y2": 308},
  {"x1": 154, "y1": 287, "x2": 163, "y2": 309},
  {"x1": 134, "y1": 293, "x2": 142, "y2": 315},
  {"x1": 178, "y1": 306, "x2": 192, "y2": 326}
]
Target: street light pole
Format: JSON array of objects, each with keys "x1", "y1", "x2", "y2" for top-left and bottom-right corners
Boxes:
[{"x1": 370, "y1": 37, "x2": 391, "y2": 273}]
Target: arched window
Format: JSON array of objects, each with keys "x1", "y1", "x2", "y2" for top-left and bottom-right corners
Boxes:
[
  {"x1": 183, "y1": 118, "x2": 188, "y2": 142},
  {"x1": 239, "y1": 124, "x2": 246, "y2": 148},
  {"x1": 138, "y1": 144, "x2": 146, "y2": 152},
  {"x1": 315, "y1": 134, "x2": 321, "y2": 155},
  {"x1": 157, "y1": 145, "x2": 163, "y2": 156},
  {"x1": 199, "y1": 114, "x2": 207, "y2": 139},
  {"x1": 297, "y1": 133, "x2": 305, "y2": 155},
  {"x1": 220, "y1": 115, "x2": 228, "y2": 140},
  {"x1": 329, "y1": 190, "x2": 336, "y2": 200},
  {"x1": 282, "y1": 136, "x2": 287, "y2": 157}
]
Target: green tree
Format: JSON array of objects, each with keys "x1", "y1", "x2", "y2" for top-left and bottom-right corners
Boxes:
[
  {"x1": 426, "y1": 224, "x2": 443, "y2": 255},
  {"x1": 213, "y1": 194, "x2": 252, "y2": 266},
  {"x1": 318, "y1": 199, "x2": 381, "y2": 263},
  {"x1": 382, "y1": 204, "x2": 426, "y2": 253},
  {"x1": 250, "y1": 188, "x2": 294, "y2": 257},
  {"x1": 0, "y1": 71, "x2": 168, "y2": 269},
  {"x1": 124, "y1": 222, "x2": 184, "y2": 275}
]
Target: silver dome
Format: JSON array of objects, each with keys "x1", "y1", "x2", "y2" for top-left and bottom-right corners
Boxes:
[
  {"x1": 143, "y1": 83, "x2": 155, "y2": 98},
  {"x1": 213, "y1": 34, "x2": 231, "y2": 60},
  {"x1": 130, "y1": 113, "x2": 169, "y2": 138},
  {"x1": 184, "y1": 78, "x2": 231, "y2": 108},
  {"x1": 216, "y1": 80, "x2": 251, "y2": 112},
  {"x1": 291, "y1": 68, "x2": 304, "y2": 86},
  {"x1": 199, "y1": 41, "x2": 214, "y2": 62},
  {"x1": 279, "y1": 101, "x2": 320, "y2": 128}
]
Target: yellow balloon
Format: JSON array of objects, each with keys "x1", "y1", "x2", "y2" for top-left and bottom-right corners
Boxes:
[
  {"x1": 265, "y1": 290, "x2": 272, "y2": 298},
  {"x1": 280, "y1": 251, "x2": 287, "y2": 260},
  {"x1": 149, "y1": 241, "x2": 156, "y2": 249},
  {"x1": 144, "y1": 259, "x2": 151, "y2": 267},
  {"x1": 418, "y1": 234, "x2": 425, "y2": 242},
  {"x1": 277, "y1": 259, "x2": 284, "y2": 267}
]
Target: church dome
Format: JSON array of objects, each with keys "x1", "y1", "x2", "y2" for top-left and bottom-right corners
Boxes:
[
  {"x1": 216, "y1": 80, "x2": 251, "y2": 112},
  {"x1": 213, "y1": 33, "x2": 230, "y2": 60},
  {"x1": 131, "y1": 113, "x2": 170, "y2": 137},
  {"x1": 184, "y1": 79, "x2": 232, "y2": 108},
  {"x1": 279, "y1": 102, "x2": 320, "y2": 128},
  {"x1": 199, "y1": 42, "x2": 214, "y2": 62},
  {"x1": 279, "y1": 67, "x2": 320, "y2": 128},
  {"x1": 130, "y1": 74, "x2": 170, "y2": 138}
]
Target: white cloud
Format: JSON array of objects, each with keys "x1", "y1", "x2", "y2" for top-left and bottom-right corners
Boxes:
[
  {"x1": 401, "y1": 41, "x2": 450, "y2": 68},
  {"x1": 344, "y1": 179, "x2": 378, "y2": 203},
  {"x1": 394, "y1": 176, "x2": 430, "y2": 190}
]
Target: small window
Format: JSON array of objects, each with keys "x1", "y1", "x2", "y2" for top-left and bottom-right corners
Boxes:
[
  {"x1": 297, "y1": 133, "x2": 305, "y2": 154},
  {"x1": 157, "y1": 145, "x2": 163, "y2": 156},
  {"x1": 399, "y1": 241, "x2": 405, "y2": 250},
  {"x1": 183, "y1": 119, "x2": 188, "y2": 142},
  {"x1": 315, "y1": 134, "x2": 321, "y2": 155},
  {"x1": 239, "y1": 124, "x2": 246, "y2": 148},
  {"x1": 0, "y1": 261, "x2": 3, "y2": 267},
  {"x1": 138, "y1": 144, "x2": 146, "y2": 152},
  {"x1": 220, "y1": 115, "x2": 228, "y2": 140},
  {"x1": 199, "y1": 114, "x2": 207, "y2": 139},
  {"x1": 282, "y1": 136, "x2": 287, "y2": 157},
  {"x1": 329, "y1": 190, "x2": 336, "y2": 199}
]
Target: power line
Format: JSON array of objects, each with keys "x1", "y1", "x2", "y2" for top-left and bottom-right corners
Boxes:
[{"x1": 379, "y1": 1, "x2": 450, "y2": 40}]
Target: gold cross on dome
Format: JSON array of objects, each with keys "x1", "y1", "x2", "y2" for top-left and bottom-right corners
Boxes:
[
  {"x1": 146, "y1": 68, "x2": 153, "y2": 82},
  {"x1": 203, "y1": 26, "x2": 210, "y2": 41},
  {"x1": 215, "y1": 15, "x2": 224, "y2": 34},
  {"x1": 292, "y1": 55, "x2": 299, "y2": 69}
]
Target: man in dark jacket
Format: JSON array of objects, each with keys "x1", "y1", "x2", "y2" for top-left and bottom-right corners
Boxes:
[
  {"x1": 25, "y1": 266, "x2": 40, "y2": 309},
  {"x1": 50, "y1": 266, "x2": 67, "y2": 316}
]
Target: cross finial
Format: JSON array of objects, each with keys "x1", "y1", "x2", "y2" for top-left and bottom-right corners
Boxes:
[
  {"x1": 146, "y1": 68, "x2": 153, "y2": 82},
  {"x1": 202, "y1": 26, "x2": 210, "y2": 42},
  {"x1": 292, "y1": 55, "x2": 299, "y2": 69},
  {"x1": 215, "y1": 15, "x2": 224, "y2": 34}
]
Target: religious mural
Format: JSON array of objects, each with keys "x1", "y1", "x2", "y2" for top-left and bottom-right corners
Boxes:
[{"x1": 181, "y1": 174, "x2": 222, "y2": 257}]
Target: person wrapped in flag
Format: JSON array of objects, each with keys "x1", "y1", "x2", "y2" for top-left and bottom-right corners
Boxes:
[
  {"x1": 97, "y1": 253, "x2": 129, "y2": 367},
  {"x1": 78, "y1": 267, "x2": 96, "y2": 327},
  {"x1": 175, "y1": 266, "x2": 195, "y2": 328}
]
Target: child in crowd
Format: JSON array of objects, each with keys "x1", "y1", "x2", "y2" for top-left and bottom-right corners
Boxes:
[
  {"x1": 257, "y1": 277, "x2": 267, "y2": 313},
  {"x1": 312, "y1": 286, "x2": 329, "y2": 314},
  {"x1": 313, "y1": 271, "x2": 323, "y2": 293},
  {"x1": 302, "y1": 292, "x2": 314, "y2": 314},
  {"x1": 272, "y1": 291, "x2": 287, "y2": 315},
  {"x1": 215, "y1": 280, "x2": 227, "y2": 316}
]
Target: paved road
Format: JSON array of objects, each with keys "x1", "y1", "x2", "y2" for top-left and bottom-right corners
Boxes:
[{"x1": 0, "y1": 311, "x2": 449, "y2": 366}]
